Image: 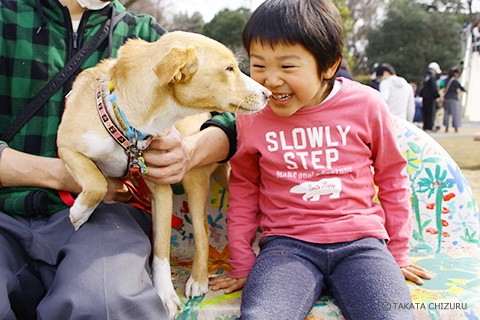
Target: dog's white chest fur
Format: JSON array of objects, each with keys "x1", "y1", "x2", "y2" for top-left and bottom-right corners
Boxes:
[{"x1": 82, "y1": 132, "x2": 128, "y2": 177}]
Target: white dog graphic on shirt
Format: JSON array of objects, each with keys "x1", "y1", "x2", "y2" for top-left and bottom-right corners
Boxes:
[{"x1": 290, "y1": 177, "x2": 342, "y2": 201}]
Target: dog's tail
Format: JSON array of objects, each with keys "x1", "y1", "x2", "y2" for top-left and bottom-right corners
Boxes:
[{"x1": 212, "y1": 162, "x2": 230, "y2": 188}]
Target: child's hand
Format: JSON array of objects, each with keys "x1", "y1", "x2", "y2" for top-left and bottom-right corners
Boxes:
[
  {"x1": 401, "y1": 264, "x2": 432, "y2": 285},
  {"x1": 209, "y1": 275, "x2": 246, "y2": 294}
]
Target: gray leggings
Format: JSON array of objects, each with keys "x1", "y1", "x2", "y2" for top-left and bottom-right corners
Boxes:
[
  {"x1": 240, "y1": 236, "x2": 414, "y2": 320},
  {"x1": 443, "y1": 99, "x2": 461, "y2": 129},
  {"x1": 0, "y1": 202, "x2": 168, "y2": 320}
]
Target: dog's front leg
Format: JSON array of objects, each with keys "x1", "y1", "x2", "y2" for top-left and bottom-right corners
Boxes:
[
  {"x1": 182, "y1": 166, "x2": 213, "y2": 298},
  {"x1": 150, "y1": 183, "x2": 181, "y2": 319},
  {"x1": 58, "y1": 147, "x2": 108, "y2": 230}
]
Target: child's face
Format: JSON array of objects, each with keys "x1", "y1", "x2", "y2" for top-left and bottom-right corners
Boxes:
[{"x1": 249, "y1": 41, "x2": 338, "y2": 117}]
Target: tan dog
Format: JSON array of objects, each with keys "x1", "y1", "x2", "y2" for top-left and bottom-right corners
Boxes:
[
  {"x1": 173, "y1": 112, "x2": 231, "y2": 299},
  {"x1": 57, "y1": 31, "x2": 270, "y2": 318}
]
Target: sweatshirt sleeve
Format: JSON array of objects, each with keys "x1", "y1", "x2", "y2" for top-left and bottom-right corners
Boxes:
[
  {"x1": 370, "y1": 100, "x2": 413, "y2": 267},
  {"x1": 226, "y1": 117, "x2": 262, "y2": 279},
  {"x1": 407, "y1": 86, "x2": 416, "y2": 122},
  {"x1": 456, "y1": 79, "x2": 467, "y2": 93},
  {"x1": 379, "y1": 81, "x2": 390, "y2": 102}
]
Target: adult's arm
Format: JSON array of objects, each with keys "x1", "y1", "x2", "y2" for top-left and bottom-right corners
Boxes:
[
  {"x1": 0, "y1": 146, "x2": 80, "y2": 192},
  {"x1": 0, "y1": 146, "x2": 131, "y2": 202},
  {"x1": 143, "y1": 112, "x2": 236, "y2": 185},
  {"x1": 429, "y1": 77, "x2": 440, "y2": 99},
  {"x1": 143, "y1": 125, "x2": 230, "y2": 185}
]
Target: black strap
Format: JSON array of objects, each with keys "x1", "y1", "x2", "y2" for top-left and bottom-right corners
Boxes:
[{"x1": 1, "y1": 10, "x2": 127, "y2": 143}]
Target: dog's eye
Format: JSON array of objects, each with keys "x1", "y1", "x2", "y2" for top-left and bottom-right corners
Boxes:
[{"x1": 226, "y1": 66, "x2": 235, "y2": 72}]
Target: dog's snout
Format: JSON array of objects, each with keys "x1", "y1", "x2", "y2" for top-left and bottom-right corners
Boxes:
[{"x1": 263, "y1": 89, "x2": 272, "y2": 100}]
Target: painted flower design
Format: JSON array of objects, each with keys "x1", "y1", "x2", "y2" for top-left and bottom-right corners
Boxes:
[{"x1": 208, "y1": 245, "x2": 232, "y2": 273}]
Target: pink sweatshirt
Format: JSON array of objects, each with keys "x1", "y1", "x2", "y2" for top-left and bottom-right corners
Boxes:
[{"x1": 227, "y1": 78, "x2": 413, "y2": 279}]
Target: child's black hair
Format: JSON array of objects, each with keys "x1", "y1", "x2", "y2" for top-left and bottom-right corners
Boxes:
[{"x1": 243, "y1": 0, "x2": 344, "y2": 80}]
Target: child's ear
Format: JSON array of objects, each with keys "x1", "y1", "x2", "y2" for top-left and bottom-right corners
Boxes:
[{"x1": 324, "y1": 57, "x2": 342, "y2": 80}]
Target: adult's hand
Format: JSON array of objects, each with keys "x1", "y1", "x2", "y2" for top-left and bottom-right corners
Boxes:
[
  {"x1": 143, "y1": 126, "x2": 190, "y2": 185},
  {"x1": 143, "y1": 125, "x2": 230, "y2": 185}
]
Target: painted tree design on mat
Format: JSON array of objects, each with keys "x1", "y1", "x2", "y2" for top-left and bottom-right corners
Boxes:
[{"x1": 417, "y1": 165, "x2": 453, "y2": 253}]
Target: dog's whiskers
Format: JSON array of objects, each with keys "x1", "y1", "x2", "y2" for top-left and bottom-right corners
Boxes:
[{"x1": 235, "y1": 98, "x2": 248, "y2": 114}]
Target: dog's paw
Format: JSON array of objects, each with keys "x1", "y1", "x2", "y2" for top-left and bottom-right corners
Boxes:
[
  {"x1": 155, "y1": 281, "x2": 181, "y2": 319},
  {"x1": 69, "y1": 204, "x2": 95, "y2": 230},
  {"x1": 152, "y1": 256, "x2": 181, "y2": 319},
  {"x1": 163, "y1": 294, "x2": 181, "y2": 320},
  {"x1": 185, "y1": 276, "x2": 209, "y2": 298}
]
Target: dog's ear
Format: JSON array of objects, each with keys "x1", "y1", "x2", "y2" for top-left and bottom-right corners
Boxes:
[{"x1": 153, "y1": 46, "x2": 199, "y2": 86}]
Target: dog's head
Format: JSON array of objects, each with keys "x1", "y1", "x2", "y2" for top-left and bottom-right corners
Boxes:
[
  {"x1": 155, "y1": 32, "x2": 271, "y2": 114},
  {"x1": 113, "y1": 32, "x2": 270, "y2": 116}
]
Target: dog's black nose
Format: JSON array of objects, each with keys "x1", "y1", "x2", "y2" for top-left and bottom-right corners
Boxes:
[{"x1": 263, "y1": 89, "x2": 272, "y2": 100}]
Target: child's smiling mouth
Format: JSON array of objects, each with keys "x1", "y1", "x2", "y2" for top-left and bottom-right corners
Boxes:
[{"x1": 272, "y1": 93, "x2": 293, "y2": 101}]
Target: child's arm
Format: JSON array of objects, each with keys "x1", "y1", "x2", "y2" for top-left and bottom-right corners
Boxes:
[
  {"x1": 220, "y1": 116, "x2": 262, "y2": 285},
  {"x1": 371, "y1": 99, "x2": 432, "y2": 283},
  {"x1": 225, "y1": 144, "x2": 262, "y2": 279},
  {"x1": 371, "y1": 108, "x2": 412, "y2": 267}
]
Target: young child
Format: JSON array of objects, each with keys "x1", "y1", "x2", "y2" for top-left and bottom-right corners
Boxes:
[{"x1": 210, "y1": 0, "x2": 431, "y2": 319}]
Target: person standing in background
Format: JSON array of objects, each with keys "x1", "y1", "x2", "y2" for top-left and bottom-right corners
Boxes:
[
  {"x1": 376, "y1": 63, "x2": 416, "y2": 122},
  {"x1": 441, "y1": 67, "x2": 467, "y2": 133},
  {"x1": 472, "y1": 22, "x2": 480, "y2": 52},
  {"x1": 420, "y1": 62, "x2": 442, "y2": 132},
  {"x1": 369, "y1": 63, "x2": 380, "y2": 90},
  {"x1": 337, "y1": 58, "x2": 354, "y2": 80}
]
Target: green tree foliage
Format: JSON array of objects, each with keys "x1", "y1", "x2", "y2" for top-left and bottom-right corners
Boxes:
[
  {"x1": 202, "y1": 8, "x2": 252, "y2": 54},
  {"x1": 201, "y1": 4, "x2": 351, "y2": 54},
  {"x1": 201, "y1": 8, "x2": 252, "y2": 73},
  {"x1": 167, "y1": 12, "x2": 205, "y2": 33},
  {"x1": 334, "y1": 0, "x2": 354, "y2": 36},
  {"x1": 201, "y1": 2, "x2": 352, "y2": 74},
  {"x1": 366, "y1": 0, "x2": 462, "y2": 84},
  {"x1": 343, "y1": 0, "x2": 393, "y2": 75},
  {"x1": 420, "y1": 0, "x2": 465, "y2": 14}
]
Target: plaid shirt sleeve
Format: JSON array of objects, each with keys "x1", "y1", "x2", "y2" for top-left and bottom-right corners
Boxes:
[{"x1": 0, "y1": 0, "x2": 166, "y2": 217}]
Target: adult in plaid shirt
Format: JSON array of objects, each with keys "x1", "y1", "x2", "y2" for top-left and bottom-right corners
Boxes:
[{"x1": 0, "y1": 0, "x2": 233, "y2": 318}]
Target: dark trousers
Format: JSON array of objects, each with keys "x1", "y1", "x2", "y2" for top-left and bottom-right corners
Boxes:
[
  {"x1": 0, "y1": 202, "x2": 168, "y2": 320},
  {"x1": 422, "y1": 97, "x2": 436, "y2": 131}
]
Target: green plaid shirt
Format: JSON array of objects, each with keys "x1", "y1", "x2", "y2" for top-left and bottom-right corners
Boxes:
[{"x1": 0, "y1": 0, "x2": 166, "y2": 217}]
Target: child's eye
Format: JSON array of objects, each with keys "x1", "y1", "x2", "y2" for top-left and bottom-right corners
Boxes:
[
  {"x1": 282, "y1": 65, "x2": 295, "y2": 69},
  {"x1": 252, "y1": 64, "x2": 265, "y2": 69}
]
